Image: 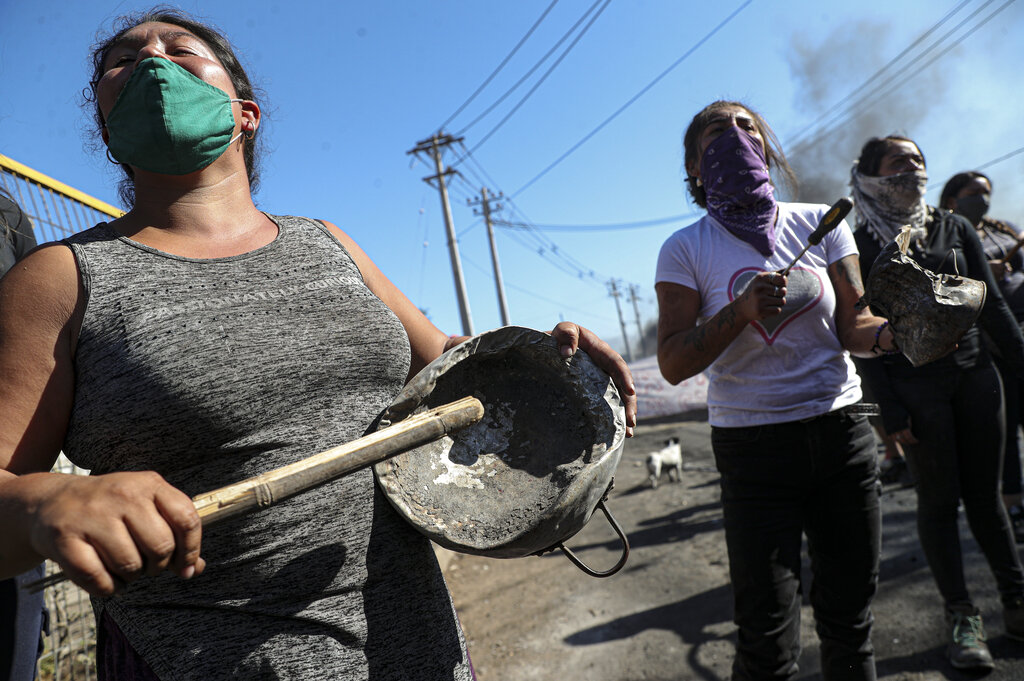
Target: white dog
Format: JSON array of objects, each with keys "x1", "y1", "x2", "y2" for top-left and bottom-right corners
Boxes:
[{"x1": 647, "y1": 437, "x2": 683, "y2": 488}]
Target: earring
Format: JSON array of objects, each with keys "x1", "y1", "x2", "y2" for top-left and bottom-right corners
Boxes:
[
  {"x1": 106, "y1": 148, "x2": 121, "y2": 165},
  {"x1": 695, "y1": 177, "x2": 703, "y2": 187},
  {"x1": 244, "y1": 123, "x2": 255, "y2": 141}
]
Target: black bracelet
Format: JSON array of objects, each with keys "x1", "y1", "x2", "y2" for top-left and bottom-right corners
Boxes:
[{"x1": 871, "y1": 320, "x2": 900, "y2": 355}]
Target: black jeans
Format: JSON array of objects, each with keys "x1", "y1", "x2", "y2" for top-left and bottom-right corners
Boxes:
[
  {"x1": 712, "y1": 411, "x2": 880, "y2": 681},
  {"x1": 992, "y1": 352, "x2": 1024, "y2": 497},
  {"x1": 892, "y1": 361, "x2": 1024, "y2": 609}
]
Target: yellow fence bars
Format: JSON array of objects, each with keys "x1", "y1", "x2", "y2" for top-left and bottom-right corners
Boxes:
[{"x1": 0, "y1": 153, "x2": 122, "y2": 243}]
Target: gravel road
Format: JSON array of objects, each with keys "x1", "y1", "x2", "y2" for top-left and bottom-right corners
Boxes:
[{"x1": 441, "y1": 417, "x2": 1024, "y2": 680}]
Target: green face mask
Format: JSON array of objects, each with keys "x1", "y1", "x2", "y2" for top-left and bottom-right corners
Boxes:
[{"x1": 105, "y1": 58, "x2": 244, "y2": 175}]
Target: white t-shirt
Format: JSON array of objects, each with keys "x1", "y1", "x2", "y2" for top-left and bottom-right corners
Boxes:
[{"x1": 655, "y1": 202, "x2": 863, "y2": 427}]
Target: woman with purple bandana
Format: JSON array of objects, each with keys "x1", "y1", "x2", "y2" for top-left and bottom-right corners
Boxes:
[
  {"x1": 851, "y1": 136, "x2": 1024, "y2": 672},
  {"x1": 656, "y1": 100, "x2": 896, "y2": 681}
]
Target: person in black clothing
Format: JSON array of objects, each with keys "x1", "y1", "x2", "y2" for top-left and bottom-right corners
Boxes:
[
  {"x1": 851, "y1": 136, "x2": 1024, "y2": 672},
  {"x1": 0, "y1": 191, "x2": 36, "y2": 273},
  {"x1": 940, "y1": 171, "x2": 1024, "y2": 542},
  {"x1": 0, "y1": 188, "x2": 42, "y2": 681}
]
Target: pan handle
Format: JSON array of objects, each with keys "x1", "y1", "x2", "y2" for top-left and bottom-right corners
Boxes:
[{"x1": 557, "y1": 500, "x2": 630, "y2": 578}]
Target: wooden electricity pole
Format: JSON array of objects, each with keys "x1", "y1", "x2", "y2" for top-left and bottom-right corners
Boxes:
[
  {"x1": 607, "y1": 279, "x2": 633, "y2": 363},
  {"x1": 468, "y1": 187, "x2": 511, "y2": 326},
  {"x1": 407, "y1": 133, "x2": 474, "y2": 336},
  {"x1": 628, "y1": 284, "x2": 647, "y2": 357}
]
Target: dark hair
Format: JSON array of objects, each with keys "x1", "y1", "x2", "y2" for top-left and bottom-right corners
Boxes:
[
  {"x1": 85, "y1": 6, "x2": 263, "y2": 206},
  {"x1": 939, "y1": 171, "x2": 991, "y2": 211},
  {"x1": 682, "y1": 100, "x2": 797, "y2": 208},
  {"x1": 855, "y1": 135, "x2": 925, "y2": 177}
]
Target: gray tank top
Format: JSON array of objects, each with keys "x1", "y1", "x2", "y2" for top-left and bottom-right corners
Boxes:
[{"x1": 63, "y1": 215, "x2": 473, "y2": 680}]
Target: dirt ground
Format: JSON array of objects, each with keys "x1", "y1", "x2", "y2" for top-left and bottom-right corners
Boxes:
[{"x1": 441, "y1": 417, "x2": 1024, "y2": 681}]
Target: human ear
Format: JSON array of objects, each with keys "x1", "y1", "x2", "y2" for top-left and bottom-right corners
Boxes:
[
  {"x1": 685, "y1": 158, "x2": 699, "y2": 181},
  {"x1": 239, "y1": 100, "x2": 261, "y2": 134}
]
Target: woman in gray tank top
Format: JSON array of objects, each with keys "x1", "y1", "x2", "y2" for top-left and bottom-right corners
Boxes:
[{"x1": 0, "y1": 8, "x2": 637, "y2": 681}]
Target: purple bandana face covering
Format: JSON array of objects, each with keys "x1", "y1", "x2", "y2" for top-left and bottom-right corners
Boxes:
[{"x1": 700, "y1": 126, "x2": 778, "y2": 256}]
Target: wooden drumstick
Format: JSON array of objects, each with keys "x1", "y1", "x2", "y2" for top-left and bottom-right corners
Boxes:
[
  {"x1": 778, "y1": 197, "x2": 854, "y2": 276},
  {"x1": 24, "y1": 396, "x2": 484, "y2": 593}
]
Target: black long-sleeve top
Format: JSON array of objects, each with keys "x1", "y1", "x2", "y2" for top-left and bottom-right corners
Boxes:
[
  {"x1": 0, "y1": 194, "x2": 37, "y2": 276},
  {"x1": 853, "y1": 206, "x2": 1024, "y2": 434}
]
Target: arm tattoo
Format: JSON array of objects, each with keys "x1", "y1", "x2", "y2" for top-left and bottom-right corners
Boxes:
[
  {"x1": 834, "y1": 257, "x2": 865, "y2": 295},
  {"x1": 715, "y1": 305, "x2": 738, "y2": 331},
  {"x1": 685, "y1": 324, "x2": 707, "y2": 352},
  {"x1": 682, "y1": 305, "x2": 736, "y2": 354}
]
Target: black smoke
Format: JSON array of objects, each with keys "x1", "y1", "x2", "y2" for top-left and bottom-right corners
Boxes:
[{"x1": 781, "y1": 20, "x2": 951, "y2": 205}]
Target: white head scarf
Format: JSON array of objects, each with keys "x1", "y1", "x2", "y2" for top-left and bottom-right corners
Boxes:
[{"x1": 849, "y1": 163, "x2": 928, "y2": 247}]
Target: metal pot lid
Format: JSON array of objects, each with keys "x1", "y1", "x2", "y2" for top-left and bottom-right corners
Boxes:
[{"x1": 373, "y1": 326, "x2": 626, "y2": 558}]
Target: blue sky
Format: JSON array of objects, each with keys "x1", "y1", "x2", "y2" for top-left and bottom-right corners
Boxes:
[{"x1": 2, "y1": 0, "x2": 1022, "y2": 355}]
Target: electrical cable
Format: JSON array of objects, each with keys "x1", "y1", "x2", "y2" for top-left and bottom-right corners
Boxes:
[
  {"x1": 452, "y1": 0, "x2": 606, "y2": 138},
  {"x1": 457, "y1": 142, "x2": 507, "y2": 199},
  {"x1": 924, "y1": 144, "x2": 1024, "y2": 193},
  {"x1": 455, "y1": 0, "x2": 612, "y2": 160},
  {"x1": 786, "y1": 0, "x2": 974, "y2": 151},
  {"x1": 493, "y1": 212, "x2": 701, "y2": 231},
  {"x1": 975, "y1": 144, "x2": 1024, "y2": 172},
  {"x1": 501, "y1": 222, "x2": 607, "y2": 281},
  {"x1": 505, "y1": 279, "x2": 619, "y2": 324},
  {"x1": 437, "y1": 0, "x2": 560, "y2": 133},
  {"x1": 509, "y1": 0, "x2": 754, "y2": 199},
  {"x1": 790, "y1": 0, "x2": 1014, "y2": 155}
]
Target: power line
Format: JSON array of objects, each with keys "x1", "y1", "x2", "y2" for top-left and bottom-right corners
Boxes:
[
  {"x1": 437, "y1": 0, "x2": 560, "y2": 133},
  {"x1": 453, "y1": 0, "x2": 606, "y2": 138},
  {"x1": 493, "y1": 212, "x2": 701, "y2": 232},
  {"x1": 501, "y1": 226, "x2": 598, "y2": 280},
  {"x1": 790, "y1": 0, "x2": 1015, "y2": 155},
  {"x1": 462, "y1": 148, "x2": 652, "y2": 284},
  {"x1": 924, "y1": 144, "x2": 1024, "y2": 192},
  {"x1": 454, "y1": 141, "x2": 506, "y2": 199},
  {"x1": 510, "y1": 0, "x2": 754, "y2": 199},
  {"x1": 786, "y1": 0, "x2": 974, "y2": 151},
  {"x1": 443, "y1": 147, "x2": 619, "y2": 282},
  {"x1": 504, "y1": 280, "x2": 619, "y2": 325},
  {"x1": 976, "y1": 144, "x2": 1024, "y2": 172},
  {"x1": 517, "y1": 220, "x2": 609, "y2": 278},
  {"x1": 455, "y1": 0, "x2": 612, "y2": 159},
  {"x1": 452, "y1": 141, "x2": 517, "y2": 238},
  {"x1": 439, "y1": 3, "x2": 754, "y2": 288}
]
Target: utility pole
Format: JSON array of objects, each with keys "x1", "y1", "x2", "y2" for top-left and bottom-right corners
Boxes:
[
  {"x1": 407, "y1": 133, "x2": 474, "y2": 336},
  {"x1": 628, "y1": 284, "x2": 648, "y2": 357},
  {"x1": 468, "y1": 187, "x2": 511, "y2": 326},
  {"x1": 607, "y1": 279, "x2": 634, "y2": 363}
]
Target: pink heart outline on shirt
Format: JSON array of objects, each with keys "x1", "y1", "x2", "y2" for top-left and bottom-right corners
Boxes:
[{"x1": 728, "y1": 267, "x2": 824, "y2": 345}]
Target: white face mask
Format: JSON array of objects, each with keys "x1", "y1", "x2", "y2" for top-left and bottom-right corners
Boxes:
[
  {"x1": 850, "y1": 165, "x2": 930, "y2": 247},
  {"x1": 872, "y1": 170, "x2": 928, "y2": 211}
]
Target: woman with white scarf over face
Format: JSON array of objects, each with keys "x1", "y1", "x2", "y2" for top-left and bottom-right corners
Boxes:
[{"x1": 851, "y1": 135, "x2": 1024, "y2": 672}]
